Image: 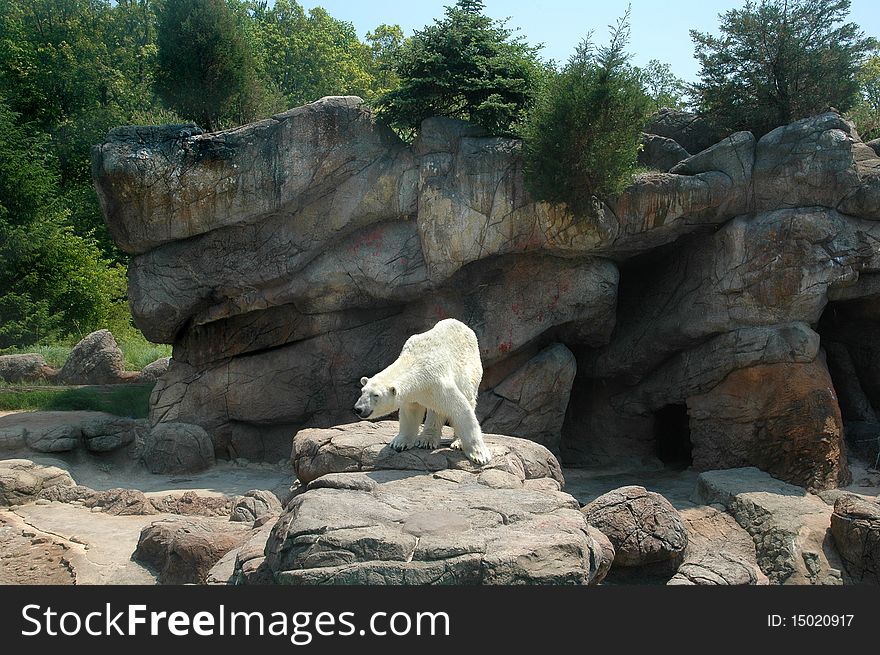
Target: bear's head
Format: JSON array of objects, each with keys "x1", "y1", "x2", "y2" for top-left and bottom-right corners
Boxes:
[{"x1": 353, "y1": 376, "x2": 398, "y2": 419}]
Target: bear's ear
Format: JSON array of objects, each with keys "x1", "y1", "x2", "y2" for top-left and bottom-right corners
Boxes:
[
  {"x1": 360, "y1": 376, "x2": 369, "y2": 387},
  {"x1": 389, "y1": 385, "x2": 397, "y2": 396}
]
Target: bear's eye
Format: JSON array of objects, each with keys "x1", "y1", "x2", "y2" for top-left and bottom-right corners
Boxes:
[{"x1": 371, "y1": 393, "x2": 379, "y2": 399}]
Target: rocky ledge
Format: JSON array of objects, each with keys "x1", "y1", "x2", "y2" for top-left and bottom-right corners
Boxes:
[{"x1": 238, "y1": 421, "x2": 612, "y2": 585}]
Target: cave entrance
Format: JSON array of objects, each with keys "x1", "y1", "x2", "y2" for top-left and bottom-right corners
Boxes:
[{"x1": 654, "y1": 404, "x2": 693, "y2": 469}]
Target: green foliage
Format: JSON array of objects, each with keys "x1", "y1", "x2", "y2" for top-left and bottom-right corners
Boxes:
[
  {"x1": 373, "y1": 0, "x2": 546, "y2": 138},
  {"x1": 523, "y1": 11, "x2": 651, "y2": 209},
  {"x1": 250, "y1": 0, "x2": 387, "y2": 108},
  {"x1": 847, "y1": 55, "x2": 880, "y2": 140},
  {"x1": 155, "y1": 0, "x2": 269, "y2": 131},
  {"x1": 691, "y1": 0, "x2": 877, "y2": 137},
  {"x1": 0, "y1": 101, "x2": 128, "y2": 349},
  {"x1": 0, "y1": 384, "x2": 153, "y2": 417},
  {"x1": 637, "y1": 59, "x2": 689, "y2": 112}
]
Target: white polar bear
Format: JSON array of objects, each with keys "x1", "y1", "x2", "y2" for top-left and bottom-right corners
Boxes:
[{"x1": 353, "y1": 318, "x2": 491, "y2": 465}]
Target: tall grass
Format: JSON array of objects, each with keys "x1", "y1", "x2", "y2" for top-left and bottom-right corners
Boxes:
[
  {"x1": 1, "y1": 331, "x2": 171, "y2": 371},
  {"x1": 0, "y1": 385, "x2": 153, "y2": 417}
]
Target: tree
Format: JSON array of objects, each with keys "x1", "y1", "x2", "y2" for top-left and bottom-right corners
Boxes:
[
  {"x1": 251, "y1": 0, "x2": 385, "y2": 108},
  {"x1": 0, "y1": 101, "x2": 126, "y2": 348},
  {"x1": 691, "y1": 0, "x2": 876, "y2": 137},
  {"x1": 154, "y1": 0, "x2": 266, "y2": 131},
  {"x1": 373, "y1": 0, "x2": 546, "y2": 138},
  {"x1": 637, "y1": 59, "x2": 689, "y2": 112},
  {"x1": 847, "y1": 55, "x2": 880, "y2": 140},
  {"x1": 367, "y1": 23, "x2": 405, "y2": 97},
  {"x1": 523, "y1": 11, "x2": 651, "y2": 210}
]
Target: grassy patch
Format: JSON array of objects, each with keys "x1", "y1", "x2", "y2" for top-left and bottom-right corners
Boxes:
[
  {"x1": 1, "y1": 332, "x2": 171, "y2": 371},
  {"x1": 0, "y1": 384, "x2": 153, "y2": 418}
]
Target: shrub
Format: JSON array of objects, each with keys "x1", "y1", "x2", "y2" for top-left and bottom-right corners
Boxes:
[
  {"x1": 373, "y1": 0, "x2": 546, "y2": 138},
  {"x1": 522, "y1": 12, "x2": 651, "y2": 210}
]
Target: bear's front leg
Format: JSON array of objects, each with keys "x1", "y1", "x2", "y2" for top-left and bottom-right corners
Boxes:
[
  {"x1": 446, "y1": 388, "x2": 491, "y2": 465},
  {"x1": 413, "y1": 410, "x2": 444, "y2": 450},
  {"x1": 390, "y1": 402, "x2": 426, "y2": 452}
]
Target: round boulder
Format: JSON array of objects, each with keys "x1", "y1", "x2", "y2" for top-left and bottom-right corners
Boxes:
[
  {"x1": 137, "y1": 356, "x2": 171, "y2": 383},
  {"x1": 582, "y1": 485, "x2": 688, "y2": 568},
  {"x1": 58, "y1": 329, "x2": 127, "y2": 384},
  {"x1": 142, "y1": 422, "x2": 215, "y2": 474},
  {"x1": 230, "y1": 489, "x2": 282, "y2": 523},
  {"x1": 830, "y1": 494, "x2": 880, "y2": 584},
  {"x1": 0, "y1": 353, "x2": 52, "y2": 383}
]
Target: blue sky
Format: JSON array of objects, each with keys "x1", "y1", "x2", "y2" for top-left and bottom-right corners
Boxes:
[{"x1": 297, "y1": 0, "x2": 880, "y2": 83}]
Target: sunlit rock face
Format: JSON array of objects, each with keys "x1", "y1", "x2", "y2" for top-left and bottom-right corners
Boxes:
[{"x1": 95, "y1": 99, "x2": 880, "y2": 489}]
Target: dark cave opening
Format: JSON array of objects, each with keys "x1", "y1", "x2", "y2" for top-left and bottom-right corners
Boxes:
[{"x1": 653, "y1": 404, "x2": 693, "y2": 469}]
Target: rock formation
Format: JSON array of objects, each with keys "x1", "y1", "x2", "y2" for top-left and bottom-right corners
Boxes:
[{"x1": 93, "y1": 98, "x2": 880, "y2": 489}]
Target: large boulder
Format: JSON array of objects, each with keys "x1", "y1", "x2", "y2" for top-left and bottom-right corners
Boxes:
[
  {"x1": 57, "y1": 330, "x2": 129, "y2": 385},
  {"x1": 638, "y1": 133, "x2": 690, "y2": 171},
  {"x1": 477, "y1": 343, "x2": 577, "y2": 453},
  {"x1": 0, "y1": 459, "x2": 75, "y2": 506},
  {"x1": 141, "y1": 422, "x2": 215, "y2": 473},
  {"x1": 133, "y1": 517, "x2": 253, "y2": 584},
  {"x1": 259, "y1": 421, "x2": 607, "y2": 585},
  {"x1": 581, "y1": 486, "x2": 688, "y2": 576},
  {"x1": 0, "y1": 354, "x2": 52, "y2": 383},
  {"x1": 291, "y1": 420, "x2": 564, "y2": 488},
  {"x1": 830, "y1": 494, "x2": 880, "y2": 584},
  {"x1": 230, "y1": 489, "x2": 282, "y2": 524},
  {"x1": 137, "y1": 356, "x2": 170, "y2": 382},
  {"x1": 644, "y1": 108, "x2": 724, "y2": 154}
]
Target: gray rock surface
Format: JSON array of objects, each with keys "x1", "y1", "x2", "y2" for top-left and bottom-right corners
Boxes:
[
  {"x1": 133, "y1": 516, "x2": 253, "y2": 584},
  {"x1": 830, "y1": 494, "x2": 880, "y2": 584},
  {"x1": 694, "y1": 468, "x2": 844, "y2": 585},
  {"x1": 291, "y1": 420, "x2": 564, "y2": 487},
  {"x1": 638, "y1": 132, "x2": 690, "y2": 171},
  {"x1": 141, "y1": 422, "x2": 215, "y2": 474},
  {"x1": 0, "y1": 459, "x2": 75, "y2": 506},
  {"x1": 94, "y1": 98, "x2": 880, "y2": 490},
  {"x1": 0, "y1": 411, "x2": 145, "y2": 454},
  {"x1": 478, "y1": 344, "x2": 577, "y2": 454},
  {"x1": 137, "y1": 356, "x2": 170, "y2": 382},
  {"x1": 0, "y1": 354, "x2": 52, "y2": 383},
  {"x1": 644, "y1": 108, "x2": 723, "y2": 154},
  {"x1": 230, "y1": 489, "x2": 282, "y2": 523},
  {"x1": 668, "y1": 505, "x2": 768, "y2": 585},
  {"x1": 259, "y1": 421, "x2": 606, "y2": 585},
  {"x1": 57, "y1": 329, "x2": 130, "y2": 385},
  {"x1": 581, "y1": 485, "x2": 688, "y2": 569}
]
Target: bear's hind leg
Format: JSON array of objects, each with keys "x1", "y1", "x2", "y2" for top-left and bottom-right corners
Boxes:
[
  {"x1": 414, "y1": 410, "x2": 443, "y2": 450},
  {"x1": 446, "y1": 388, "x2": 491, "y2": 465},
  {"x1": 390, "y1": 403, "x2": 426, "y2": 452}
]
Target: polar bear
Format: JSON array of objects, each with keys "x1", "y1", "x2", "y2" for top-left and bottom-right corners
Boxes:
[{"x1": 353, "y1": 318, "x2": 491, "y2": 465}]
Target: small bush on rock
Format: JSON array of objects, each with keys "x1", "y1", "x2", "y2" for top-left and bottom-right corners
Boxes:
[{"x1": 523, "y1": 11, "x2": 651, "y2": 210}]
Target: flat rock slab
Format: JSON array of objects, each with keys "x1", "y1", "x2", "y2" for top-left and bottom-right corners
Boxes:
[
  {"x1": 292, "y1": 420, "x2": 564, "y2": 488},
  {"x1": 669, "y1": 505, "x2": 769, "y2": 585},
  {"x1": 694, "y1": 468, "x2": 844, "y2": 585},
  {"x1": 265, "y1": 469, "x2": 607, "y2": 585},
  {"x1": 9, "y1": 502, "x2": 158, "y2": 584}
]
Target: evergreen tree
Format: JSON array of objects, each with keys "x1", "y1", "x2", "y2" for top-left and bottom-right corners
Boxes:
[
  {"x1": 155, "y1": 0, "x2": 262, "y2": 131},
  {"x1": 523, "y1": 11, "x2": 651, "y2": 209},
  {"x1": 691, "y1": 0, "x2": 876, "y2": 136},
  {"x1": 373, "y1": 0, "x2": 545, "y2": 138}
]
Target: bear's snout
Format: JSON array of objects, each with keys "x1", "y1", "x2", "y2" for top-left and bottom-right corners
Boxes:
[{"x1": 354, "y1": 406, "x2": 369, "y2": 419}]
